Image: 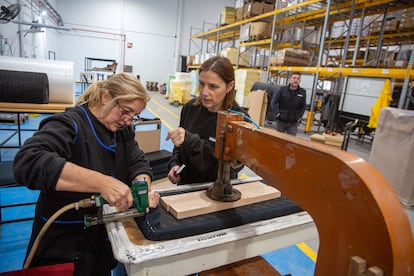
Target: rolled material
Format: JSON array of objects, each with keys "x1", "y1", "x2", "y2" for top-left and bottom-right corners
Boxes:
[
  {"x1": 0, "y1": 56, "x2": 74, "y2": 103},
  {"x1": 0, "y1": 69, "x2": 49, "y2": 104}
]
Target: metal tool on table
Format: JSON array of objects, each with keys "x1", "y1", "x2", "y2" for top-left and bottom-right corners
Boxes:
[
  {"x1": 84, "y1": 178, "x2": 149, "y2": 227},
  {"x1": 207, "y1": 114, "x2": 245, "y2": 202}
]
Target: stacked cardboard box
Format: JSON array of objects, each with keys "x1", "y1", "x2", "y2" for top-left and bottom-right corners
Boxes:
[
  {"x1": 186, "y1": 55, "x2": 195, "y2": 66},
  {"x1": 239, "y1": 22, "x2": 272, "y2": 42},
  {"x1": 221, "y1": 6, "x2": 236, "y2": 25},
  {"x1": 220, "y1": 47, "x2": 250, "y2": 67},
  {"x1": 240, "y1": 23, "x2": 251, "y2": 42},
  {"x1": 235, "y1": 7, "x2": 244, "y2": 21},
  {"x1": 235, "y1": 69, "x2": 262, "y2": 107},
  {"x1": 242, "y1": 1, "x2": 276, "y2": 20},
  {"x1": 370, "y1": 18, "x2": 399, "y2": 34},
  {"x1": 250, "y1": 22, "x2": 272, "y2": 40},
  {"x1": 269, "y1": 48, "x2": 311, "y2": 66},
  {"x1": 400, "y1": 7, "x2": 414, "y2": 30}
]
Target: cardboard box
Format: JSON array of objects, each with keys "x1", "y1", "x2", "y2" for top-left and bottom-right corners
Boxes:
[
  {"x1": 220, "y1": 47, "x2": 250, "y2": 66},
  {"x1": 269, "y1": 48, "x2": 311, "y2": 66},
  {"x1": 262, "y1": 3, "x2": 275, "y2": 14},
  {"x1": 235, "y1": 7, "x2": 244, "y2": 21},
  {"x1": 135, "y1": 119, "x2": 161, "y2": 153},
  {"x1": 239, "y1": 23, "x2": 251, "y2": 42},
  {"x1": 243, "y1": 2, "x2": 263, "y2": 18},
  {"x1": 221, "y1": 6, "x2": 236, "y2": 25},
  {"x1": 235, "y1": 69, "x2": 263, "y2": 107},
  {"x1": 247, "y1": 90, "x2": 267, "y2": 126},
  {"x1": 249, "y1": 22, "x2": 272, "y2": 39},
  {"x1": 369, "y1": 108, "x2": 414, "y2": 206}
]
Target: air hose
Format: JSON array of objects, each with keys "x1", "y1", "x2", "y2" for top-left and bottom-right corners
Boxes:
[{"x1": 23, "y1": 198, "x2": 94, "y2": 269}]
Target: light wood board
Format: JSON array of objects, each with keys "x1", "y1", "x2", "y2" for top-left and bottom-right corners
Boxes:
[
  {"x1": 0, "y1": 102, "x2": 74, "y2": 113},
  {"x1": 161, "y1": 181, "x2": 281, "y2": 219}
]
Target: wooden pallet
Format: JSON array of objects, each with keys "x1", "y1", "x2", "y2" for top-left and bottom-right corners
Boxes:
[
  {"x1": 0, "y1": 113, "x2": 29, "y2": 124},
  {"x1": 248, "y1": 34, "x2": 270, "y2": 41}
]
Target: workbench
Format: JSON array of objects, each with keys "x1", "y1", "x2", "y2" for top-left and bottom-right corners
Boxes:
[
  {"x1": 0, "y1": 102, "x2": 73, "y2": 149},
  {"x1": 104, "y1": 179, "x2": 317, "y2": 275}
]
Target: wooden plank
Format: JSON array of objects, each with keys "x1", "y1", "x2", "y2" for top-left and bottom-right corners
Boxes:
[
  {"x1": 161, "y1": 181, "x2": 281, "y2": 219},
  {"x1": 0, "y1": 102, "x2": 73, "y2": 113}
]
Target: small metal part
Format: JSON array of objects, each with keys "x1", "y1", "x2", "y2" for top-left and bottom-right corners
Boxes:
[{"x1": 84, "y1": 208, "x2": 145, "y2": 227}]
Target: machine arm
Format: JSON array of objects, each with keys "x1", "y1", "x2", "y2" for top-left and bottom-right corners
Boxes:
[{"x1": 215, "y1": 111, "x2": 414, "y2": 275}]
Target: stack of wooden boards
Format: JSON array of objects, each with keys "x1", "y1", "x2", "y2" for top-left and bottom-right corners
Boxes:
[{"x1": 310, "y1": 132, "x2": 344, "y2": 149}]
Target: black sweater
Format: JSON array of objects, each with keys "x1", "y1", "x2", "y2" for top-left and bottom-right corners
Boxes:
[{"x1": 168, "y1": 98, "x2": 247, "y2": 184}]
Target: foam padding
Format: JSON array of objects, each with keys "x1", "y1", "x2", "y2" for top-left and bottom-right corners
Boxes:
[{"x1": 135, "y1": 196, "x2": 302, "y2": 241}]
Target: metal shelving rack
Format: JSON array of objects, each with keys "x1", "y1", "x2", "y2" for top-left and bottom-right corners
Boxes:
[{"x1": 189, "y1": 0, "x2": 414, "y2": 132}]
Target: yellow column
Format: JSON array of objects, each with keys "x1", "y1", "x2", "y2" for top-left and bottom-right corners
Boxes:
[{"x1": 306, "y1": 111, "x2": 313, "y2": 132}]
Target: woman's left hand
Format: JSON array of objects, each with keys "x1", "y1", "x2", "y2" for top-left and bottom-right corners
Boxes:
[
  {"x1": 165, "y1": 127, "x2": 185, "y2": 147},
  {"x1": 147, "y1": 191, "x2": 160, "y2": 209}
]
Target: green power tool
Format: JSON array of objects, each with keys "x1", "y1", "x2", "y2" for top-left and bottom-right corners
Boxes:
[{"x1": 84, "y1": 178, "x2": 149, "y2": 227}]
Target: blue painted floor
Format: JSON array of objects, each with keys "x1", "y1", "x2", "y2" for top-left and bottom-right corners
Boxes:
[{"x1": 0, "y1": 90, "x2": 316, "y2": 274}]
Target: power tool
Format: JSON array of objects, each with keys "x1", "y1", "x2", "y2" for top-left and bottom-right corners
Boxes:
[{"x1": 84, "y1": 178, "x2": 149, "y2": 227}]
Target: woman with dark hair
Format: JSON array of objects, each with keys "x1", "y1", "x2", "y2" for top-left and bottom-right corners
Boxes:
[{"x1": 166, "y1": 56, "x2": 247, "y2": 184}]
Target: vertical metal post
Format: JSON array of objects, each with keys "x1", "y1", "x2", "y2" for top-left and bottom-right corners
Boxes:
[
  {"x1": 306, "y1": 0, "x2": 332, "y2": 132},
  {"x1": 374, "y1": 11, "x2": 387, "y2": 67},
  {"x1": 352, "y1": 7, "x2": 365, "y2": 66},
  {"x1": 267, "y1": 6, "x2": 278, "y2": 82},
  {"x1": 398, "y1": 45, "x2": 414, "y2": 108}
]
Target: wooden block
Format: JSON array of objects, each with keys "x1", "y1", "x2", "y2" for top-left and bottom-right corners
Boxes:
[
  {"x1": 161, "y1": 182, "x2": 281, "y2": 219},
  {"x1": 310, "y1": 133, "x2": 326, "y2": 143}
]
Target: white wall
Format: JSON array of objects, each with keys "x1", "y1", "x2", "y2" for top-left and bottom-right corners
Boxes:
[
  {"x1": 179, "y1": 0, "x2": 236, "y2": 57},
  {"x1": 0, "y1": 0, "x2": 235, "y2": 85}
]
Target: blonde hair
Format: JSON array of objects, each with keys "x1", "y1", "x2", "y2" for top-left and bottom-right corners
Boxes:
[{"x1": 77, "y1": 73, "x2": 150, "y2": 107}]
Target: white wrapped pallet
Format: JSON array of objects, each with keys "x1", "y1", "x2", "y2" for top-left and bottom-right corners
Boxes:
[{"x1": 369, "y1": 107, "x2": 414, "y2": 206}]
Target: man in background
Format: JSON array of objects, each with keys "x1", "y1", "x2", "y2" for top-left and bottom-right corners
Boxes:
[{"x1": 271, "y1": 72, "x2": 306, "y2": 136}]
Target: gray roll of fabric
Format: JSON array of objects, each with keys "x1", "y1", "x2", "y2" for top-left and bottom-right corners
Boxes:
[{"x1": 0, "y1": 69, "x2": 49, "y2": 104}]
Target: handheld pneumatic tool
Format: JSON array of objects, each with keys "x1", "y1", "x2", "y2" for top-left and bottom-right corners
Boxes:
[{"x1": 84, "y1": 178, "x2": 149, "y2": 227}]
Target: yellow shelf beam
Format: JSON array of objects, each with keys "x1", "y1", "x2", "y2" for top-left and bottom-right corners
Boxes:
[
  {"x1": 325, "y1": 31, "x2": 414, "y2": 47},
  {"x1": 269, "y1": 66, "x2": 414, "y2": 79},
  {"x1": 191, "y1": 0, "x2": 323, "y2": 40}
]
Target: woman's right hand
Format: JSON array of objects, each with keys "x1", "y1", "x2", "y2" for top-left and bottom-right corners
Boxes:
[
  {"x1": 167, "y1": 165, "x2": 181, "y2": 184},
  {"x1": 100, "y1": 176, "x2": 133, "y2": 210}
]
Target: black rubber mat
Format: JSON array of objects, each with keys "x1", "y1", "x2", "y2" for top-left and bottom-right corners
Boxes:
[
  {"x1": 135, "y1": 195, "x2": 302, "y2": 241},
  {"x1": 0, "y1": 69, "x2": 49, "y2": 104}
]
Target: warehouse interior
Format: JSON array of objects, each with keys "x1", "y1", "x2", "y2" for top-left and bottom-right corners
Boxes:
[{"x1": 0, "y1": 0, "x2": 414, "y2": 275}]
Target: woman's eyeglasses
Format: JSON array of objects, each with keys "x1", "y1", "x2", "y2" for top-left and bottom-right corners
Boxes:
[{"x1": 116, "y1": 102, "x2": 141, "y2": 124}]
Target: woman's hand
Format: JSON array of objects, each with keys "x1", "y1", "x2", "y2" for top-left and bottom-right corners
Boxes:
[
  {"x1": 100, "y1": 176, "x2": 133, "y2": 211},
  {"x1": 166, "y1": 127, "x2": 185, "y2": 147},
  {"x1": 147, "y1": 191, "x2": 160, "y2": 208},
  {"x1": 167, "y1": 165, "x2": 181, "y2": 184}
]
